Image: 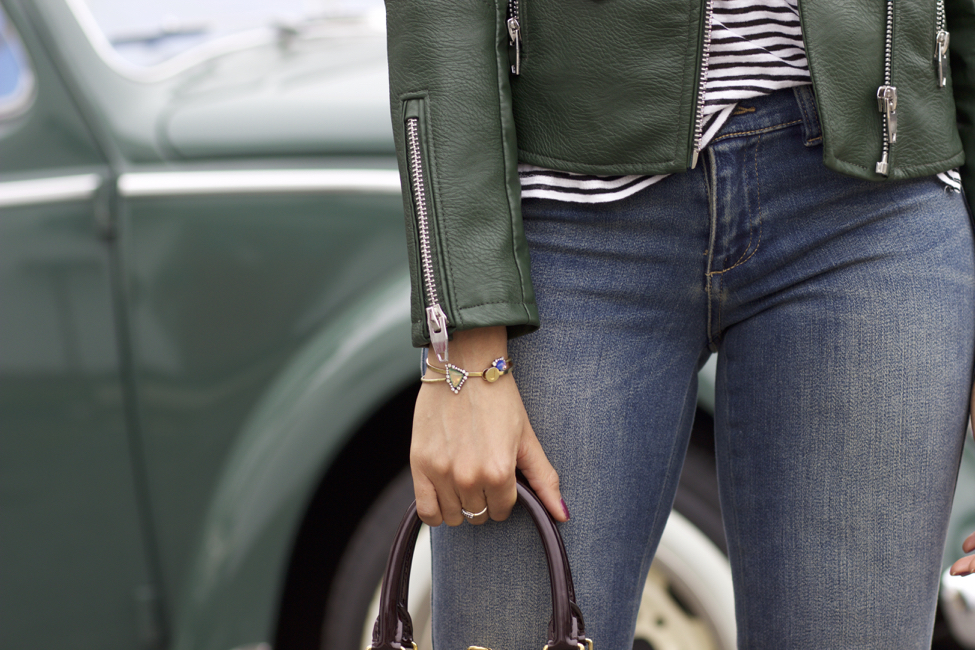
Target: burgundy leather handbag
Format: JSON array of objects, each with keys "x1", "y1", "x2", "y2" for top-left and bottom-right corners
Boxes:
[{"x1": 368, "y1": 477, "x2": 592, "y2": 650}]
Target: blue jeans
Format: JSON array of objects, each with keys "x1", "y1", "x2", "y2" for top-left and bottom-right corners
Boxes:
[{"x1": 430, "y1": 86, "x2": 975, "y2": 650}]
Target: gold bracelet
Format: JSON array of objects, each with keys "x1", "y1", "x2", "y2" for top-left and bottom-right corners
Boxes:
[{"x1": 420, "y1": 357, "x2": 513, "y2": 394}]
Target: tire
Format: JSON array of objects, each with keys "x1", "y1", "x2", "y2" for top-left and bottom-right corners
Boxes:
[
  {"x1": 324, "y1": 448, "x2": 734, "y2": 650},
  {"x1": 322, "y1": 470, "x2": 417, "y2": 650}
]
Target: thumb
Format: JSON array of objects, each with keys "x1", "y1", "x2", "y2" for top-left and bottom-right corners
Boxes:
[{"x1": 517, "y1": 424, "x2": 569, "y2": 523}]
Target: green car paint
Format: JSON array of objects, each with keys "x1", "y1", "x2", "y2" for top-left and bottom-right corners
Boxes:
[
  {"x1": 2, "y1": 1, "x2": 414, "y2": 648},
  {"x1": 173, "y1": 275, "x2": 414, "y2": 650}
]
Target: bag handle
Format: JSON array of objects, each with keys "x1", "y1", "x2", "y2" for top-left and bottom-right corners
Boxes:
[{"x1": 368, "y1": 476, "x2": 591, "y2": 650}]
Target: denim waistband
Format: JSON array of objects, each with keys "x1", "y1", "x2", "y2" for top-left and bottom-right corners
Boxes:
[{"x1": 713, "y1": 84, "x2": 822, "y2": 148}]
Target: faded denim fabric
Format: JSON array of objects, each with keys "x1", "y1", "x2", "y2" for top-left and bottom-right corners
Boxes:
[{"x1": 430, "y1": 86, "x2": 975, "y2": 650}]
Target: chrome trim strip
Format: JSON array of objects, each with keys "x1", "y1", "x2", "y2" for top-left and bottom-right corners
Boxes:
[
  {"x1": 117, "y1": 169, "x2": 402, "y2": 197},
  {"x1": 0, "y1": 173, "x2": 102, "y2": 208}
]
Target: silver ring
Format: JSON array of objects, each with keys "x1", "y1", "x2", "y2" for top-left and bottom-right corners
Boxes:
[{"x1": 461, "y1": 506, "x2": 488, "y2": 519}]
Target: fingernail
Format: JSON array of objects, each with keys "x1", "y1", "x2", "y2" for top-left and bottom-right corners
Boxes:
[{"x1": 561, "y1": 498, "x2": 570, "y2": 520}]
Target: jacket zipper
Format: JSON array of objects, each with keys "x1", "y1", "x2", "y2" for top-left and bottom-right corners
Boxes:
[
  {"x1": 875, "y1": 0, "x2": 897, "y2": 176},
  {"x1": 936, "y1": 0, "x2": 949, "y2": 88},
  {"x1": 508, "y1": 0, "x2": 521, "y2": 75},
  {"x1": 690, "y1": 0, "x2": 714, "y2": 169},
  {"x1": 405, "y1": 113, "x2": 450, "y2": 363}
]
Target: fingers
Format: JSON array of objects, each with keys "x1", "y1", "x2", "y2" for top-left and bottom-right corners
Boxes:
[
  {"x1": 949, "y1": 532, "x2": 975, "y2": 577},
  {"x1": 455, "y1": 457, "x2": 517, "y2": 524},
  {"x1": 411, "y1": 469, "x2": 443, "y2": 527},
  {"x1": 434, "y1": 479, "x2": 467, "y2": 527},
  {"x1": 417, "y1": 472, "x2": 469, "y2": 527},
  {"x1": 517, "y1": 421, "x2": 569, "y2": 523},
  {"x1": 950, "y1": 553, "x2": 975, "y2": 577},
  {"x1": 484, "y1": 468, "x2": 517, "y2": 522},
  {"x1": 455, "y1": 477, "x2": 491, "y2": 525}
]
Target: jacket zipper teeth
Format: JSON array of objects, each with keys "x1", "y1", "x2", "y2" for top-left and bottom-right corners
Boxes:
[
  {"x1": 406, "y1": 116, "x2": 450, "y2": 362},
  {"x1": 507, "y1": 0, "x2": 521, "y2": 75},
  {"x1": 690, "y1": 0, "x2": 713, "y2": 170},
  {"x1": 875, "y1": 0, "x2": 897, "y2": 176},
  {"x1": 936, "y1": 0, "x2": 949, "y2": 88}
]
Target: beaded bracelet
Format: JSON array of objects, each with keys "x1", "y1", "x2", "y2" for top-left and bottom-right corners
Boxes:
[{"x1": 420, "y1": 357, "x2": 513, "y2": 394}]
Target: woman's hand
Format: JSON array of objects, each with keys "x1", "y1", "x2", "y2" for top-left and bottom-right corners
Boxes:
[
  {"x1": 949, "y1": 531, "x2": 975, "y2": 576},
  {"x1": 410, "y1": 326, "x2": 568, "y2": 527}
]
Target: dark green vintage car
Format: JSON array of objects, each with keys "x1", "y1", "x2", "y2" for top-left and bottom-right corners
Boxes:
[{"x1": 1, "y1": 2, "x2": 973, "y2": 650}]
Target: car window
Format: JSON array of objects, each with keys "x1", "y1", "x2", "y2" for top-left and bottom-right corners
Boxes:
[
  {"x1": 76, "y1": 0, "x2": 385, "y2": 69},
  {"x1": 0, "y1": 6, "x2": 36, "y2": 120}
]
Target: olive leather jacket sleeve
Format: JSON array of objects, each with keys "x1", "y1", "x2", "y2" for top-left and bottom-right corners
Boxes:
[
  {"x1": 385, "y1": 0, "x2": 538, "y2": 349},
  {"x1": 948, "y1": 0, "x2": 975, "y2": 212}
]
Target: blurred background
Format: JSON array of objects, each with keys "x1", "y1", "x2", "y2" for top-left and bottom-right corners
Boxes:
[
  {"x1": 1, "y1": 2, "x2": 974, "y2": 650},
  {"x1": 82, "y1": 0, "x2": 384, "y2": 67}
]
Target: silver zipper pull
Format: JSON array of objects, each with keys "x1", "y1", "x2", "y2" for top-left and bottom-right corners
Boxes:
[
  {"x1": 876, "y1": 151, "x2": 889, "y2": 176},
  {"x1": 877, "y1": 85, "x2": 897, "y2": 143},
  {"x1": 507, "y1": 17, "x2": 521, "y2": 75},
  {"x1": 936, "y1": 30, "x2": 950, "y2": 88},
  {"x1": 426, "y1": 304, "x2": 449, "y2": 363}
]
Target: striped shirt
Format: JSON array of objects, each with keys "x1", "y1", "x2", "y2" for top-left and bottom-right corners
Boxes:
[{"x1": 519, "y1": 0, "x2": 961, "y2": 203}]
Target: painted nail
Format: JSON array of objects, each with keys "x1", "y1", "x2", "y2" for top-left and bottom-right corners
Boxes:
[{"x1": 561, "y1": 498, "x2": 570, "y2": 520}]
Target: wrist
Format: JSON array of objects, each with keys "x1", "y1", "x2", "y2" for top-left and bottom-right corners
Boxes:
[
  {"x1": 422, "y1": 354, "x2": 514, "y2": 393},
  {"x1": 430, "y1": 326, "x2": 507, "y2": 368},
  {"x1": 422, "y1": 327, "x2": 513, "y2": 394}
]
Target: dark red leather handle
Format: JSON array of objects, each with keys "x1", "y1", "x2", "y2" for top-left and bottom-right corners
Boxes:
[{"x1": 369, "y1": 477, "x2": 588, "y2": 650}]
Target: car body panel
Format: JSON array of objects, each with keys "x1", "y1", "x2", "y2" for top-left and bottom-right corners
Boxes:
[
  {"x1": 0, "y1": 4, "x2": 156, "y2": 648},
  {"x1": 117, "y1": 178, "x2": 407, "y2": 631},
  {"x1": 162, "y1": 36, "x2": 394, "y2": 159},
  {"x1": 172, "y1": 274, "x2": 415, "y2": 650}
]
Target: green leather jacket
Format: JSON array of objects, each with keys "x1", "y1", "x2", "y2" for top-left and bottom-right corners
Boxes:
[{"x1": 385, "y1": 0, "x2": 975, "y2": 353}]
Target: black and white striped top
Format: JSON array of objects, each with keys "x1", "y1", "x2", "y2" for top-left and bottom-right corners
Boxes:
[{"x1": 518, "y1": 0, "x2": 962, "y2": 203}]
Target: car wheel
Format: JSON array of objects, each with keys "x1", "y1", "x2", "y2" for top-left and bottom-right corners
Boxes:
[{"x1": 325, "y1": 455, "x2": 735, "y2": 650}]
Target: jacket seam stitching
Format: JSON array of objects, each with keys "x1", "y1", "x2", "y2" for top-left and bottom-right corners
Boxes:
[
  {"x1": 495, "y1": 0, "x2": 532, "y2": 325},
  {"x1": 517, "y1": 149, "x2": 677, "y2": 172},
  {"x1": 422, "y1": 97, "x2": 456, "y2": 324},
  {"x1": 832, "y1": 149, "x2": 964, "y2": 174},
  {"x1": 457, "y1": 300, "x2": 533, "y2": 311},
  {"x1": 678, "y1": 0, "x2": 698, "y2": 167}
]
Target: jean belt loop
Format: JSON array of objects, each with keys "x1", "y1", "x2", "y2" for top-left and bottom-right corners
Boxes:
[{"x1": 793, "y1": 85, "x2": 823, "y2": 147}]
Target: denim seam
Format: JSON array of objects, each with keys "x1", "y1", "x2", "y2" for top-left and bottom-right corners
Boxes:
[
  {"x1": 711, "y1": 119, "x2": 802, "y2": 143},
  {"x1": 718, "y1": 362, "x2": 749, "y2": 650},
  {"x1": 705, "y1": 148, "x2": 720, "y2": 349},
  {"x1": 708, "y1": 134, "x2": 764, "y2": 276},
  {"x1": 795, "y1": 87, "x2": 823, "y2": 145},
  {"x1": 716, "y1": 275, "x2": 725, "y2": 348},
  {"x1": 645, "y1": 375, "x2": 702, "y2": 579}
]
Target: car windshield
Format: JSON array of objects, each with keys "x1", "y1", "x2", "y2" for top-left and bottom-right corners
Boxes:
[{"x1": 78, "y1": 0, "x2": 385, "y2": 68}]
